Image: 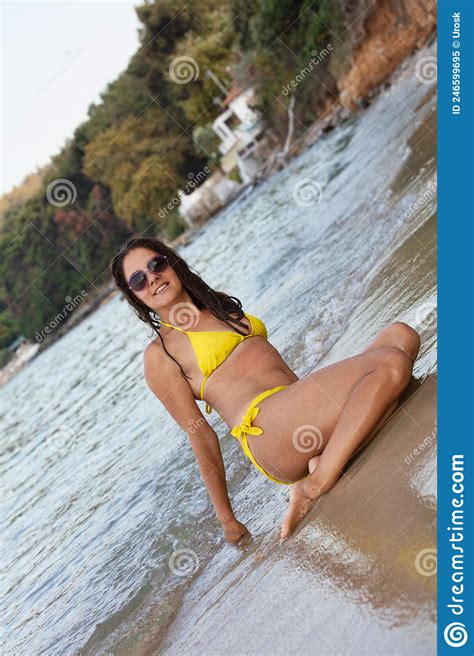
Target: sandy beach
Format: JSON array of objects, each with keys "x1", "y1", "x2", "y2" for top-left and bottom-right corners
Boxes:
[{"x1": 155, "y1": 376, "x2": 436, "y2": 655}]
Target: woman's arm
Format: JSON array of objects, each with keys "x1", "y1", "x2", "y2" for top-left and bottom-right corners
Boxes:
[{"x1": 143, "y1": 341, "x2": 249, "y2": 544}]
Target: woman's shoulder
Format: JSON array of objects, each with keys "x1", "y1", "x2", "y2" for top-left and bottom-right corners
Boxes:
[
  {"x1": 143, "y1": 336, "x2": 165, "y2": 365},
  {"x1": 143, "y1": 337, "x2": 184, "y2": 386}
]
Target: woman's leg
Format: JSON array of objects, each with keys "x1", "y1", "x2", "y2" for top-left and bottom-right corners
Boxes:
[
  {"x1": 363, "y1": 321, "x2": 421, "y2": 360},
  {"x1": 280, "y1": 348, "x2": 415, "y2": 540},
  {"x1": 303, "y1": 323, "x2": 420, "y2": 473},
  {"x1": 343, "y1": 322, "x2": 421, "y2": 447},
  {"x1": 248, "y1": 345, "x2": 415, "y2": 482},
  {"x1": 305, "y1": 350, "x2": 412, "y2": 496}
]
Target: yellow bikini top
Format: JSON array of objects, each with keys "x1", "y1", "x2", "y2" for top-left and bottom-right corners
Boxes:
[{"x1": 160, "y1": 311, "x2": 267, "y2": 414}]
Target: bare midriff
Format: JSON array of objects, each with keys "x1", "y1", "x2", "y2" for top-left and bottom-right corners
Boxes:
[{"x1": 198, "y1": 336, "x2": 299, "y2": 427}]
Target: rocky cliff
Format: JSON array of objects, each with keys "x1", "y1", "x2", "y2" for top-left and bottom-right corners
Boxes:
[{"x1": 337, "y1": 0, "x2": 436, "y2": 108}]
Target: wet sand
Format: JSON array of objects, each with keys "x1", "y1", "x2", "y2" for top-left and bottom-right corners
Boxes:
[{"x1": 159, "y1": 376, "x2": 436, "y2": 655}]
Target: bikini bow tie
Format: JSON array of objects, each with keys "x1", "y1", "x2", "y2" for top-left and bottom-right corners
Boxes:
[{"x1": 230, "y1": 406, "x2": 264, "y2": 439}]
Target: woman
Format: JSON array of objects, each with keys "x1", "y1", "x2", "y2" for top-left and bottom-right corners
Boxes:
[{"x1": 111, "y1": 236, "x2": 420, "y2": 544}]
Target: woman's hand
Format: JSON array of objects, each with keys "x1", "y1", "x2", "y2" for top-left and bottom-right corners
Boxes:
[{"x1": 220, "y1": 517, "x2": 250, "y2": 544}]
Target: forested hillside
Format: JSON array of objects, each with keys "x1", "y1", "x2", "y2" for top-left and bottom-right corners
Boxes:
[{"x1": 0, "y1": 0, "x2": 435, "y2": 357}]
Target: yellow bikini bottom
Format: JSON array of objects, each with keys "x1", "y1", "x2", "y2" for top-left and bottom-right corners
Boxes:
[{"x1": 230, "y1": 385, "x2": 310, "y2": 485}]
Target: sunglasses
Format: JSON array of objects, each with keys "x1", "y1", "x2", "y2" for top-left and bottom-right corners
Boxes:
[{"x1": 128, "y1": 255, "x2": 169, "y2": 292}]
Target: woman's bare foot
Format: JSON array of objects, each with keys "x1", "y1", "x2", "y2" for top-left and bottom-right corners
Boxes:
[
  {"x1": 280, "y1": 398, "x2": 401, "y2": 543},
  {"x1": 280, "y1": 456, "x2": 321, "y2": 543}
]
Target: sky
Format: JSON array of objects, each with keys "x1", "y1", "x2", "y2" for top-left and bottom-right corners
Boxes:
[{"x1": 1, "y1": 0, "x2": 141, "y2": 195}]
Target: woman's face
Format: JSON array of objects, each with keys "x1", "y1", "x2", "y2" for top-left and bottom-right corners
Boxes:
[{"x1": 122, "y1": 247, "x2": 181, "y2": 311}]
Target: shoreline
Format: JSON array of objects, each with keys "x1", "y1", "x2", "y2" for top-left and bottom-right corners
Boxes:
[{"x1": 155, "y1": 375, "x2": 436, "y2": 655}]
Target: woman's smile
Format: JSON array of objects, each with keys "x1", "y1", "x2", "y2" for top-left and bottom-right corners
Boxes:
[{"x1": 153, "y1": 281, "x2": 169, "y2": 295}]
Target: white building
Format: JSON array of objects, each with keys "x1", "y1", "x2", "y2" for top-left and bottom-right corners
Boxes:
[
  {"x1": 177, "y1": 85, "x2": 276, "y2": 225},
  {"x1": 177, "y1": 171, "x2": 241, "y2": 225},
  {"x1": 212, "y1": 85, "x2": 273, "y2": 184}
]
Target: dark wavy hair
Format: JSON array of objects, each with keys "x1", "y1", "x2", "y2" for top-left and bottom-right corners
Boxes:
[{"x1": 110, "y1": 235, "x2": 250, "y2": 381}]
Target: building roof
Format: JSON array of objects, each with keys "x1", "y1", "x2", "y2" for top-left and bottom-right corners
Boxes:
[{"x1": 223, "y1": 83, "x2": 246, "y2": 107}]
